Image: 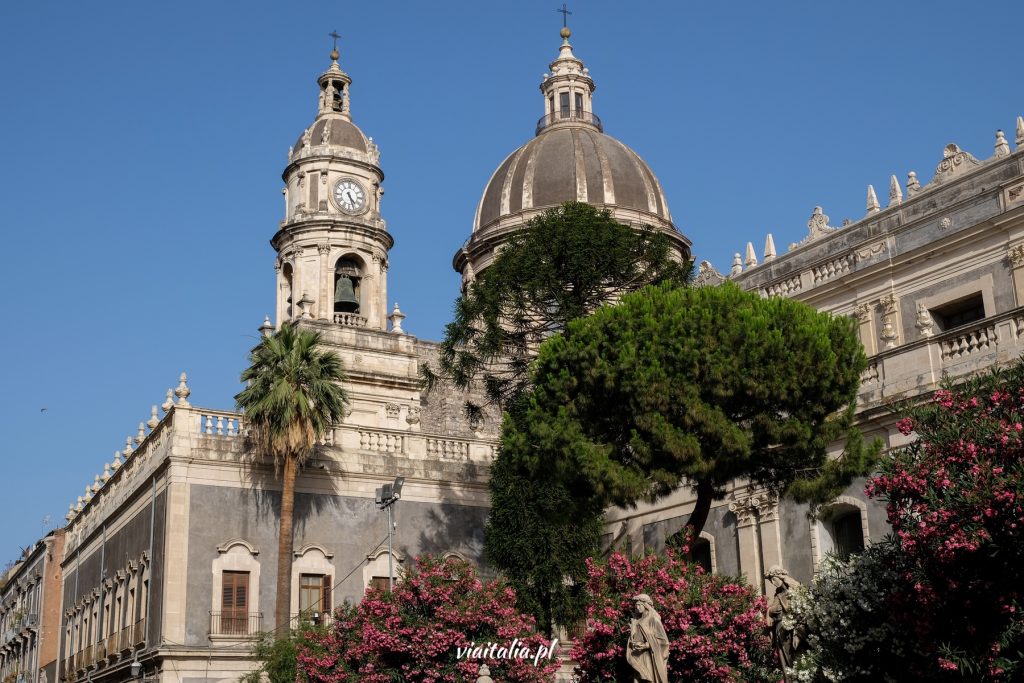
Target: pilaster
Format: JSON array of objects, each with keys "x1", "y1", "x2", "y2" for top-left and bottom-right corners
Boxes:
[{"x1": 1009, "y1": 244, "x2": 1024, "y2": 307}]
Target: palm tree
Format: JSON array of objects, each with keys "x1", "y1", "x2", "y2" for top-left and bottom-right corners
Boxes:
[{"x1": 235, "y1": 324, "x2": 348, "y2": 637}]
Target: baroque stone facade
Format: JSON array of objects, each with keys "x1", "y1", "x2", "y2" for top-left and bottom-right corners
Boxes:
[{"x1": 39, "y1": 28, "x2": 1024, "y2": 683}]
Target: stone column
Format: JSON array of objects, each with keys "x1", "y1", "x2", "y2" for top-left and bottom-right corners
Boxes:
[
  {"x1": 1009, "y1": 245, "x2": 1024, "y2": 307},
  {"x1": 729, "y1": 493, "x2": 762, "y2": 593},
  {"x1": 318, "y1": 244, "x2": 331, "y2": 321},
  {"x1": 752, "y1": 491, "x2": 783, "y2": 596}
]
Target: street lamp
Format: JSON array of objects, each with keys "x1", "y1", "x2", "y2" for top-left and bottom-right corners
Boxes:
[{"x1": 375, "y1": 476, "x2": 405, "y2": 591}]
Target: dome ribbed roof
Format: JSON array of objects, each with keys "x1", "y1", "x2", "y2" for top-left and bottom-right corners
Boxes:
[
  {"x1": 474, "y1": 126, "x2": 671, "y2": 234},
  {"x1": 293, "y1": 117, "x2": 368, "y2": 154}
]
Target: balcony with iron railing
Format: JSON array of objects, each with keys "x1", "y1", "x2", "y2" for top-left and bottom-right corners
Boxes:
[
  {"x1": 535, "y1": 109, "x2": 603, "y2": 135},
  {"x1": 209, "y1": 612, "x2": 262, "y2": 638}
]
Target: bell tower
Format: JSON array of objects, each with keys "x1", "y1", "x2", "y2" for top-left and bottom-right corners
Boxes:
[{"x1": 271, "y1": 43, "x2": 392, "y2": 330}]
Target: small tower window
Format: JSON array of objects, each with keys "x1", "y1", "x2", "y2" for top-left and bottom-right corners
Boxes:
[
  {"x1": 548, "y1": 95, "x2": 554, "y2": 116},
  {"x1": 559, "y1": 92, "x2": 570, "y2": 118},
  {"x1": 575, "y1": 92, "x2": 583, "y2": 113},
  {"x1": 334, "y1": 257, "x2": 362, "y2": 314}
]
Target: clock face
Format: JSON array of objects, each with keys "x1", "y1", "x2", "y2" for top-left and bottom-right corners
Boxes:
[{"x1": 333, "y1": 178, "x2": 367, "y2": 214}]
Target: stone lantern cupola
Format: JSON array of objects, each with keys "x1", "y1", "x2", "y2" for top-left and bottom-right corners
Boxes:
[
  {"x1": 271, "y1": 45, "x2": 392, "y2": 331},
  {"x1": 538, "y1": 25, "x2": 598, "y2": 133}
]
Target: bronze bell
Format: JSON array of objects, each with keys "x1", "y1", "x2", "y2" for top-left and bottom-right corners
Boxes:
[{"x1": 334, "y1": 276, "x2": 359, "y2": 313}]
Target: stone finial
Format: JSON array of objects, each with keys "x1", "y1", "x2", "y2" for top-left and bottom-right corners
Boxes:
[
  {"x1": 259, "y1": 315, "x2": 274, "y2": 338},
  {"x1": 123, "y1": 436, "x2": 134, "y2": 458},
  {"x1": 162, "y1": 389, "x2": 174, "y2": 414},
  {"x1": 135, "y1": 422, "x2": 146, "y2": 447},
  {"x1": 297, "y1": 292, "x2": 315, "y2": 319},
  {"x1": 84, "y1": 485, "x2": 93, "y2": 501},
  {"x1": 730, "y1": 253, "x2": 742, "y2": 276},
  {"x1": 175, "y1": 373, "x2": 191, "y2": 407},
  {"x1": 866, "y1": 185, "x2": 880, "y2": 214},
  {"x1": 906, "y1": 171, "x2": 921, "y2": 195},
  {"x1": 388, "y1": 303, "x2": 406, "y2": 334},
  {"x1": 112, "y1": 450, "x2": 122, "y2": 470},
  {"x1": 102, "y1": 464, "x2": 112, "y2": 483},
  {"x1": 994, "y1": 129, "x2": 1011, "y2": 158},
  {"x1": 476, "y1": 665, "x2": 494, "y2": 683},
  {"x1": 889, "y1": 175, "x2": 903, "y2": 206},
  {"x1": 75, "y1": 497, "x2": 84, "y2": 513},
  {"x1": 92, "y1": 475, "x2": 102, "y2": 494},
  {"x1": 1016, "y1": 116, "x2": 1024, "y2": 148},
  {"x1": 147, "y1": 405, "x2": 159, "y2": 430},
  {"x1": 66, "y1": 505, "x2": 75, "y2": 523},
  {"x1": 744, "y1": 242, "x2": 757, "y2": 268},
  {"x1": 764, "y1": 234, "x2": 776, "y2": 261}
]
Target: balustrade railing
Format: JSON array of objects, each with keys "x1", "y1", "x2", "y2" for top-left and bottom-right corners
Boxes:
[
  {"x1": 535, "y1": 109, "x2": 603, "y2": 134},
  {"x1": 358, "y1": 430, "x2": 405, "y2": 454},
  {"x1": 333, "y1": 313, "x2": 368, "y2": 327},
  {"x1": 199, "y1": 411, "x2": 243, "y2": 437},
  {"x1": 939, "y1": 321, "x2": 997, "y2": 362},
  {"x1": 426, "y1": 438, "x2": 470, "y2": 460}
]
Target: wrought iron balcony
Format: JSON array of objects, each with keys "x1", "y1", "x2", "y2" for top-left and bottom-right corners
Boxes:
[
  {"x1": 535, "y1": 109, "x2": 603, "y2": 135},
  {"x1": 209, "y1": 612, "x2": 262, "y2": 637}
]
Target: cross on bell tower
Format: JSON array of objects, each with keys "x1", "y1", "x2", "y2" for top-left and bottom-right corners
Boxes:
[{"x1": 272, "y1": 43, "x2": 392, "y2": 332}]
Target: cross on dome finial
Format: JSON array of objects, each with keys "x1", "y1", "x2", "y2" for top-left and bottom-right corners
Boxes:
[
  {"x1": 557, "y1": 3, "x2": 572, "y2": 38},
  {"x1": 328, "y1": 30, "x2": 341, "y2": 62}
]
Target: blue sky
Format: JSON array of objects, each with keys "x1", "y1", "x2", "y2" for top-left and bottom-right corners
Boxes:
[{"x1": 0, "y1": 0, "x2": 1021, "y2": 560}]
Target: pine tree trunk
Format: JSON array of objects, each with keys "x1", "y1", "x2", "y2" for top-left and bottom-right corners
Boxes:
[
  {"x1": 275, "y1": 454, "x2": 298, "y2": 638},
  {"x1": 684, "y1": 479, "x2": 715, "y2": 542}
]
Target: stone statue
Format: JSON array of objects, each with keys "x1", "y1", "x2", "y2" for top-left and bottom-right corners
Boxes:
[
  {"x1": 626, "y1": 593, "x2": 669, "y2": 683},
  {"x1": 766, "y1": 566, "x2": 806, "y2": 681}
]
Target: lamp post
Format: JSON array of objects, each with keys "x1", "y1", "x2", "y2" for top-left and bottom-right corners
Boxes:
[{"x1": 375, "y1": 477, "x2": 405, "y2": 591}]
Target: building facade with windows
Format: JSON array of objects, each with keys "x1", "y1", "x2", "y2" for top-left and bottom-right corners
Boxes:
[
  {"x1": 0, "y1": 530, "x2": 65, "y2": 683},
  {"x1": 48, "y1": 27, "x2": 1024, "y2": 683}
]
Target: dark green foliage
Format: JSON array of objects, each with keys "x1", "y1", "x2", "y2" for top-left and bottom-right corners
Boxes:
[
  {"x1": 423, "y1": 201, "x2": 690, "y2": 419},
  {"x1": 507, "y1": 282, "x2": 877, "y2": 538},
  {"x1": 240, "y1": 620, "x2": 332, "y2": 683},
  {"x1": 426, "y1": 202, "x2": 688, "y2": 634},
  {"x1": 484, "y1": 449, "x2": 603, "y2": 636}
]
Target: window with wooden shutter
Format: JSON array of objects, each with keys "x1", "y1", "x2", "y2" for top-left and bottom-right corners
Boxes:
[
  {"x1": 221, "y1": 571, "x2": 250, "y2": 635},
  {"x1": 321, "y1": 575, "x2": 332, "y2": 613}
]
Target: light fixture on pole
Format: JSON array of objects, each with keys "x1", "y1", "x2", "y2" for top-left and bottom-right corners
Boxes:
[{"x1": 375, "y1": 477, "x2": 404, "y2": 591}]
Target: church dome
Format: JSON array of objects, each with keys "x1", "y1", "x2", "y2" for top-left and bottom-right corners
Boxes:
[
  {"x1": 474, "y1": 125, "x2": 671, "y2": 234},
  {"x1": 455, "y1": 26, "x2": 689, "y2": 282}
]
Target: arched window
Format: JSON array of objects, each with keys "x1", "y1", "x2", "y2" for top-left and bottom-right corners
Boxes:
[
  {"x1": 811, "y1": 497, "x2": 870, "y2": 568},
  {"x1": 831, "y1": 510, "x2": 866, "y2": 560},
  {"x1": 334, "y1": 257, "x2": 362, "y2": 314},
  {"x1": 363, "y1": 547, "x2": 404, "y2": 593},
  {"x1": 211, "y1": 540, "x2": 261, "y2": 637},
  {"x1": 292, "y1": 545, "x2": 335, "y2": 622},
  {"x1": 691, "y1": 536, "x2": 713, "y2": 574}
]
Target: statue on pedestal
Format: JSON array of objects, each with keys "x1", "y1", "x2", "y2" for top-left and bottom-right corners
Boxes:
[
  {"x1": 766, "y1": 566, "x2": 806, "y2": 681},
  {"x1": 626, "y1": 593, "x2": 669, "y2": 683}
]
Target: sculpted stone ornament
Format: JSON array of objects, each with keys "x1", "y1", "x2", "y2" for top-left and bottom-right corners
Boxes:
[
  {"x1": 766, "y1": 566, "x2": 807, "y2": 682},
  {"x1": 932, "y1": 143, "x2": 980, "y2": 184},
  {"x1": 626, "y1": 594, "x2": 669, "y2": 683},
  {"x1": 693, "y1": 260, "x2": 724, "y2": 287},
  {"x1": 915, "y1": 302, "x2": 934, "y2": 338}
]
